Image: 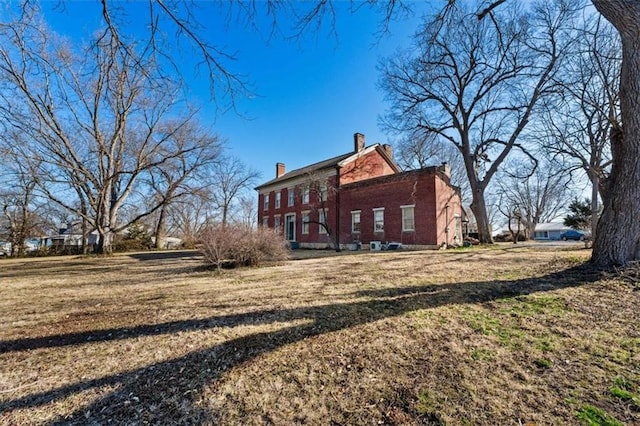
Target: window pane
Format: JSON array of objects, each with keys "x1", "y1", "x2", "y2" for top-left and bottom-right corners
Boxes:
[
  {"x1": 319, "y1": 210, "x2": 327, "y2": 234},
  {"x1": 352, "y1": 211, "x2": 361, "y2": 233},
  {"x1": 374, "y1": 209, "x2": 384, "y2": 232},
  {"x1": 402, "y1": 207, "x2": 415, "y2": 231}
]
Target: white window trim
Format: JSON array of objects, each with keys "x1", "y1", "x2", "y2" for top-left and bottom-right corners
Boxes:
[
  {"x1": 401, "y1": 204, "x2": 415, "y2": 232},
  {"x1": 288, "y1": 188, "x2": 295, "y2": 207},
  {"x1": 373, "y1": 207, "x2": 384, "y2": 233},
  {"x1": 319, "y1": 208, "x2": 328, "y2": 234},
  {"x1": 351, "y1": 210, "x2": 361, "y2": 233},
  {"x1": 301, "y1": 211, "x2": 310, "y2": 235},
  {"x1": 319, "y1": 184, "x2": 328, "y2": 202},
  {"x1": 302, "y1": 186, "x2": 310, "y2": 204}
]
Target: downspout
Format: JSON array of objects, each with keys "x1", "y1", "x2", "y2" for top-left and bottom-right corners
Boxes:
[{"x1": 335, "y1": 166, "x2": 341, "y2": 252}]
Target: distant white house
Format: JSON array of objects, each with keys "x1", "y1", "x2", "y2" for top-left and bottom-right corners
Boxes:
[
  {"x1": 40, "y1": 223, "x2": 99, "y2": 251},
  {"x1": 533, "y1": 222, "x2": 572, "y2": 240}
]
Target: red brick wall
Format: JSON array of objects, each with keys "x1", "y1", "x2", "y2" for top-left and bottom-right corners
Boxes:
[
  {"x1": 257, "y1": 176, "x2": 338, "y2": 247},
  {"x1": 339, "y1": 148, "x2": 396, "y2": 185},
  {"x1": 256, "y1": 159, "x2": 461, "y2": 249},
  {"x1": 338, "y1": 169, "x2": 461, "y2": 247}
]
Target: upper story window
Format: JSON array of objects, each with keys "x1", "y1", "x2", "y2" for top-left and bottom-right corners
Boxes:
[
  {"x1": 351, "y1": 210, "x2": 361, "y2": 233},
  {"x1": 302, "y1": 187, "x2": 310, "y2": 204},
  {"x1": 319, "y1": 184, "x2": 328, "y2": 202},
  {"x1": 373, "y1": 208, "x2": 384, "y2": 232},
  {"x1": 263, "y1": 194, "x2": 269, "y2": 211},
  {"x1": 288, "y1": 188, "x2": 295, "y2": 207},
  {"x1": 401, "y1": 205, "x2": 415, "y2": 232},
  {"x1": 275, "y1": 192, "x2": 281, "y2": 209}
]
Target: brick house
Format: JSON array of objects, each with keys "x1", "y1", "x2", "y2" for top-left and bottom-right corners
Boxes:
[{"x1": 255, "y1": 133, "x2": 463, "y2": 249}]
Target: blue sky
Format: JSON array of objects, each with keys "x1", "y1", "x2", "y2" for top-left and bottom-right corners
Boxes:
[{"x1": 41, "y1": 1, "x2": 430, "y2": 184}]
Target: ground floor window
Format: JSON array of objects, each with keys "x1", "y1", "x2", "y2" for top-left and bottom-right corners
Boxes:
[
  {"x1": 262, "y1": 216, "x2": 269, "y2": 227},
  {"x1": 373, "y1": 208, "x2": 384, "y2": 232},
  {"x1": 351, "y1": 210, "x2": 361, "y2": 233},
  {"x1": 274, "y1": 215, "x2": 281, "y2": 232},
  {"x1": 534, "y1": 231, "x2": 548, "y2": 239},
  {"x1": 401, "y1": 205, "x2": 415, "y2": 232},
  {"x1": 301, "y1": 212, "x2": 310, "y2": 234},
  {"x1": 319, "y1": 209, "x2": 327, "y2": 234}
]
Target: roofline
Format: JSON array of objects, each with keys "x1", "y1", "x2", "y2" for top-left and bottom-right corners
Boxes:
[{"x1": 255, "y1": 143, "x2": 401, "y2": 191}]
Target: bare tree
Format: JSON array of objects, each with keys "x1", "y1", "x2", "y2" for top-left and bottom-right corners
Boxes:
[
  {"x1": 164, "y1": 192, "x2": 215, "y2": 248},
  {"x1": 0, "y1": 7, "x2": 224, "y2": 254},
  {"x1": 145, "y1": 122, "x2": 222, "y2": 249},
  {"x1": 381, "y1": 0, "x2": 579, "y2": 243},
  {"x1": 494, "y1": 159, "x2": 572, "y2": 240},
  {"x1": 0, "y1": 159, "x2": 43, "y2": 256},
  {"x1": 472, "y1": 0, "x2": 640, "y2": 265},
  {"x1": 582, "y1": 0, "x2": 640, "y2": 266},
  {"x1": 394, "y1": 131, "x2": 470, "y2": 205},
  {"x1": 207, "y1": 155, "x2": 260, "y2": 226},
  {"x1": 538, "y1": 15, "x2": 618, "y2": 241}
]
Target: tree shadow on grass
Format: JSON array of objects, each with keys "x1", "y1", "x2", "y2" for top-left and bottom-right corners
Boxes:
[{"x1": 0, "y1": 264, "x2": 602, "y2": 424}]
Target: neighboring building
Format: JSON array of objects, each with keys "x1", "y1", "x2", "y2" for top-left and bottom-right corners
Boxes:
[
  {"x1": 41, "y1": 222, "x2": 99, "y2": 252},
  {"x1": 255, "y1": 133, "x2": 463, "y2": 249},
  {"x1": 533, "y1": 222, "x2": 572, "y2": 240}
]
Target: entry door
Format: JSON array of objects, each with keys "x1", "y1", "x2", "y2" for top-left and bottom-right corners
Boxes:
[{"x1": 285, "y1": 214, "x2": 296, "y2": 241}]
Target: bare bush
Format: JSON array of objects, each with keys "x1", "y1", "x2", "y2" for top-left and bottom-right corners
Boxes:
[{"x1": 198, "y1": 225, "x2": 289, "y2": 270}]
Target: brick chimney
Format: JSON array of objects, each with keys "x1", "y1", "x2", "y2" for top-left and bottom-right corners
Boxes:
[
  {"x1": 354, "y1": 132, "x2": 365, "y2": 152},
  {"x1": 440, "y1": 162, "x2": 451, "y2": 178},
  {"x1": 276, "y1": 162, "x2": 286, "y2": 178},
  {"x1": 382, "y1": 144, "x2": 393, "y2": 160}
]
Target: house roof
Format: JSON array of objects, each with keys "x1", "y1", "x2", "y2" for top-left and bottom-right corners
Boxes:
[
  {"x1": 535, "y1": 222, "x2": 571, "y2": 232},
  {"x1": 255, "y1": 144, "x2": 399, "y2": 190}
]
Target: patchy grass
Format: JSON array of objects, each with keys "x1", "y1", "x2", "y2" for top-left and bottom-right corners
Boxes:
[{"x1": 0, "y1": 246, "x2": 639, "y2": 425}]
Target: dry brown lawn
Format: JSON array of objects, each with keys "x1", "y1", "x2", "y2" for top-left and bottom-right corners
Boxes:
[{"x1": 0, "y1": 245, "x2": 639, "y2": 425}]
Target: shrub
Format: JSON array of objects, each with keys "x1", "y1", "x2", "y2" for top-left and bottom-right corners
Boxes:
[
  {"x1": 198, "y1": 224, "x2": 289, "y2": 270},
  {"x1": 113, "y1": 222, "x2": 152, "y2": 252}
]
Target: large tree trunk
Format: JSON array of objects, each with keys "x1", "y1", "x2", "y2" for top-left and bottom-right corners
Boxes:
[
  {"x1": 470, "y1": 186, "x2": 492, "y2": 244},
  {"x1": 590, "y1": 173, "x2": 599, "y2": 241},
  {"x1": 591, "y1": 1, "x2": 640, "y2": 266},
  {"x1": 154, "y1": 205, "x2": 167, "y2": 250},
  {"x1": 96, "y1": 230, "x2": 113, "y2": 255}
]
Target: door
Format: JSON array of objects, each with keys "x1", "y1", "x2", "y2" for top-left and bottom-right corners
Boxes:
[{"x1": 285, "y1": 214, "x2": 296, "y2": 241}]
